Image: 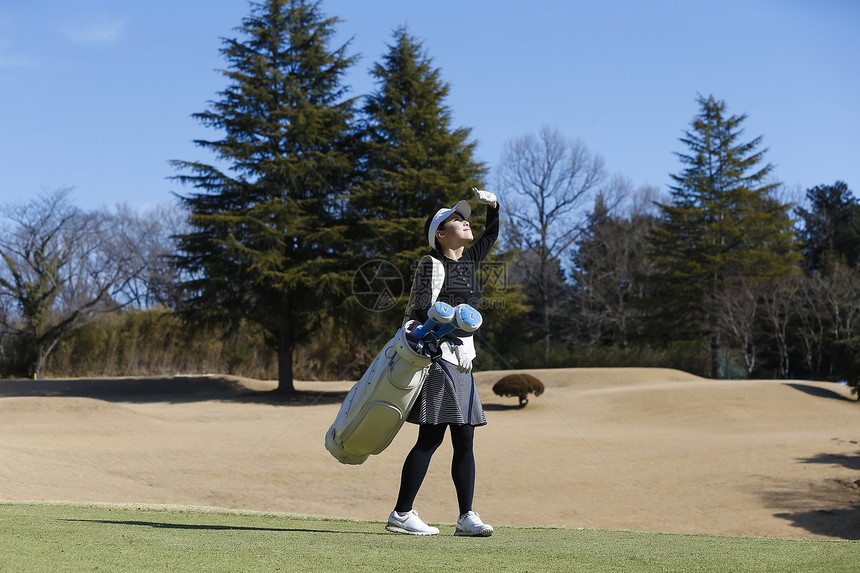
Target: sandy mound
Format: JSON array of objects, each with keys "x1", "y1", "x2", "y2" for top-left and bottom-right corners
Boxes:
[{"x1": 1, "y1": 368, "x2": 858, "y2": 540}]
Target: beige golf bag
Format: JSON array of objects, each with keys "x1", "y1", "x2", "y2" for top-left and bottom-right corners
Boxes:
[{"x1": 324, "y1": 320, "x2": 432, "y2": 465}]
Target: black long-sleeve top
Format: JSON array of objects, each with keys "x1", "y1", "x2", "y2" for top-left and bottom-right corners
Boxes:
[{"x1": 412, "y1": 204, "x2": 500, "y2": 337}]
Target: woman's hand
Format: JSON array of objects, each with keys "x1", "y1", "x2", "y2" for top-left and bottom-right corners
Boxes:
[
  {"x1": 472, "y1": 188, "x2": 498, "y2": 208},
  {"x1": 453, "y1": 344, "x2": 473, "y2": 373}
]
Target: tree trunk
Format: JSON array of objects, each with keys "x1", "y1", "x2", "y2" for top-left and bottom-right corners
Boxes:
[
  {"x1": 33, "y1": 337, "x2": 61, "y2": 381},
  {"x1": 540, "y1": 257, "x2": 552, "y2": 367},
  {"x1": 277, "y1": 345, "x2": 296, "y2": 395},
  {"x1": 541, "y1": 288, "x2": 552, "y2": 366},
  {"x1": 33, "y1": 351, "x2": 45, "y2": 380},
  {"x1": 709, "y1": 330, "x2": 724, "y2": 379}
]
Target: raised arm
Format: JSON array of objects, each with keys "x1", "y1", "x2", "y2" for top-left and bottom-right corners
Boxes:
[{"x1": 467, "y1": 190, "x2": 499, "y2": 265}]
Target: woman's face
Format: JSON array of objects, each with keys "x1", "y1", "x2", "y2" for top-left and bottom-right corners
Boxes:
[{"x1": 438, "y1": 213, "x2": 473, "y2": 245}]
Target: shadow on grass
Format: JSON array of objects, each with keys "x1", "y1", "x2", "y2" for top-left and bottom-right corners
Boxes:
[
  {"x1": 0, "y1": 376, "x2": 348, "y2": 406},
  {"x1": 482, "y1": 403, "x2": 524, "y2": 411},
  {"x1": 798, "y1": 450, "x2": 860, "y2": 471},
  {"x1": 772, "y1": 505, "x2": 860, "y2": 540},
  {"x1": 61, "y1": 519, "x2": 389, "y2": 536},
  {"x1": 783, "y1": 382, "x2": 856, "y2": 402},
  {"x1": 765, "y1": 448, "x2": 860, "y2": 540}
]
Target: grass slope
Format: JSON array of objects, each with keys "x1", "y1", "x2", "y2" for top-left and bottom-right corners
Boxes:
[{"x1": 1, "y1": 502, "x2": 856, "y2": 572}]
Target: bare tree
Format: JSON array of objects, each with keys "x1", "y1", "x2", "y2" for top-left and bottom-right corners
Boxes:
[
  {"x1": 572, "y1": 185, "x2": 657, "y2": 349},
  {"x1": 714, "y1": 279, "x2": 760, "y2": 375},
  {"x1": 497, "y1": 126, "x2": 604, "y2": 363},
  {"x1": 110, "y1": 202, "x2": 188, "y2": 310},
  {"x1": 818, "y1": 263, "x2": 860, "y2": 341},
  {"x1": 786, "y1": 264, "x2": 860, "y2": 381},
  {"x1": 758, "y1": 275, "x2": 801, "y2": 378},
  {"x1": 793, "y1": 273, "x2": 828, "y2": 377},
  {"x1": 0, "y1": 294, "x2": 12, "y2": 369},
  {"x1": 0, "y1": 189, "x2": 148, "y2": 378}
]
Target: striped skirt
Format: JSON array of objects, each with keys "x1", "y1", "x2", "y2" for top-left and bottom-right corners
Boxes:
[{"x1": 407, "y1": 361, "x2": 487, "y2": 426}]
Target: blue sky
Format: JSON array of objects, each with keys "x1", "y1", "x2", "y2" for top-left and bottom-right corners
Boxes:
[{"x1": 1, "y1": 0, "x2": 857, "y2": 212}]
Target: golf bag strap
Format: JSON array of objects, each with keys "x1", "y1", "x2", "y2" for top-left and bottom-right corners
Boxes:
[{"x1": 404, "y1": 255, "x2": 445, "y2": 326}]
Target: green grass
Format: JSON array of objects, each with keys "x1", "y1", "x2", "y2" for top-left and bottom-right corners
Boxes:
[{"x1": 0, "y1": 502, "x2": 856, "y2": 572}]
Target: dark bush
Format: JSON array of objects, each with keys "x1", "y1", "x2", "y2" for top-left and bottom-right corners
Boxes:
[{"x1": 492, "y1": 373, "x2": 545, "y2": 407}]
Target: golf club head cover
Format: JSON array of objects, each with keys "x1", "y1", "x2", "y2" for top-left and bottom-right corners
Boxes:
[
  {"x1": 435, "y1": 304, "x2": 482, "y2": 338},
  {"x1": 412, "y1": 301, "x2": 455, "y2": 341}
]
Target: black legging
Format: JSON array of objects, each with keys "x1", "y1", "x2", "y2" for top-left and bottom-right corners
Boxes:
[{"x1": 394, "y1": 423, "x2": 476, "y2": 516}]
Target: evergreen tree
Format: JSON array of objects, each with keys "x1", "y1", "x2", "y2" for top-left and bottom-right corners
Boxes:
[
  {"x1": 572, "y1": 194, "x2": 656, "y2": 349},
  {"x1": 795, "y1": 181, "x2": 860, "y2": 273},
  {"x1": 346, "y1": 28, "x2": 531, "y2": 367},
  {"x1": 171, "y1": 0, "x2": 356, "y2": 394},
  {"x1": 343, "y1": 26, "x2": 488, "y2": 350},
  {"x1": 648, "y1": 95, "x2": 799, "y2": 378},
  {"x1": 351, "y1": 26, "x2": 486, "y2": 272}
]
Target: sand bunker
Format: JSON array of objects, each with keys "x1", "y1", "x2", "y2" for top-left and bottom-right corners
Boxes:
[{"x1": 1, "y1": 368, "x2": 858, "y2": 540}]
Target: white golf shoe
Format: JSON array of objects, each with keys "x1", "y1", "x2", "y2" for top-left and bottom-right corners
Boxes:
[
  {"x1": 385, "y1": 509, "x2": 439, "y2": 536},
  {"x1": 455, "y1": 511, "x2": 493, "y2": 537}
]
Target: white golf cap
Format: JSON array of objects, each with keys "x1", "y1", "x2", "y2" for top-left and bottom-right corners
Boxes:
[{"x1": 427, "y1": 200, "x2": 471, "y2": 248}]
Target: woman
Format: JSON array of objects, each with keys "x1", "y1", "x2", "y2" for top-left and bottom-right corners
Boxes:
[{"x1": 385, "y1": 188, "x2": 499, "y2": 537}]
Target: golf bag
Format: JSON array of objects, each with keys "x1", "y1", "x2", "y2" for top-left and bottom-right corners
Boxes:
[
  {"x1": 324, "y1": 320, "x2": 433, "y2": 465},
  {"x1": 325, "y1": 256, "x2": 445, "y2": 465}
]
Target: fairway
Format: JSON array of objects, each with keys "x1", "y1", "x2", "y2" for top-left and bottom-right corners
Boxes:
[
  {"x1": 2, "y1": 368, "x2": 858, "y2": 541},
  {"x1": 1, "y1": 502, "x2": 857, "y2": 572}
]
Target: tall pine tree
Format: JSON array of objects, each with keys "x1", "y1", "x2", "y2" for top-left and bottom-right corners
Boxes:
[
  {"x1": 350, "y1": 26, "x2": 486, "y2": 272},
  {"x1": 345, "y1": 28, "x2": 530, "y2": 366},
  {"x1": 648, "y1": 95, "x2": 798, "y2": 378},
  {"x1": 171, "y1": 0, "x2": 356, "y2": 394}
]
